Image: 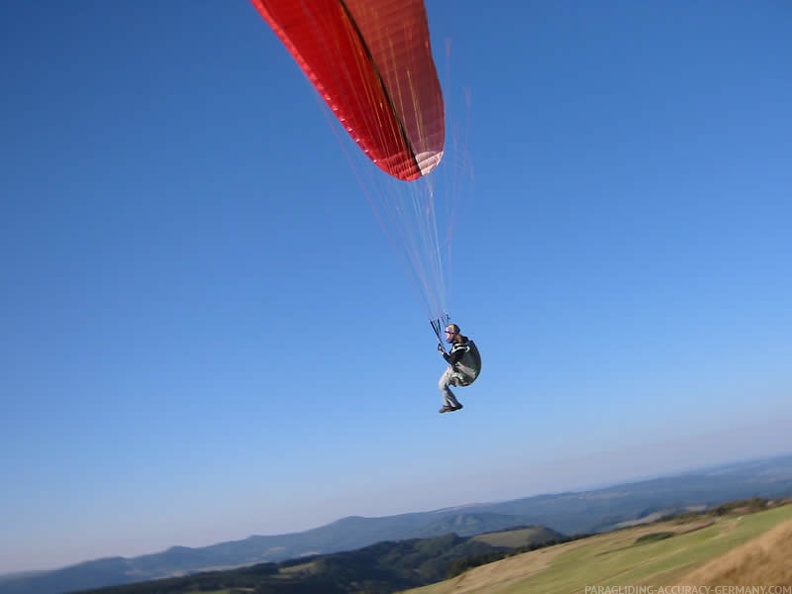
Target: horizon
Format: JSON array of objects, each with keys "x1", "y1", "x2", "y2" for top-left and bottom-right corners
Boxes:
[
  {"x1": 3, "y1": 450, "x2": 790, "y2": 576},
  {"x1": 3, "y1": 1, "x2": 791, "y2": 576}
]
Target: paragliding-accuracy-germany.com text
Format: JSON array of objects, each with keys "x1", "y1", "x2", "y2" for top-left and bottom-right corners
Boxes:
[{"x1": 584, "y1": 587, "x2": 791, "y2": 594}]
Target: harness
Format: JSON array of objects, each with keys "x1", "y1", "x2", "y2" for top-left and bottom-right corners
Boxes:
[{"x1": 451, "y1": 340, "x2": 482, "y2": 386}]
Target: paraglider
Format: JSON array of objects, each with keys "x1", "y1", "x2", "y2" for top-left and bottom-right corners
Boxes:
[
  {"x1": 437, "y1": 323, "x2": 481, "y2": 413},
  {"x1": 250, "y1": 0, "x2": 481, "y2": 407}
]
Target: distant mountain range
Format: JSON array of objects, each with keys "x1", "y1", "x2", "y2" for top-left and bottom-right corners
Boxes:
[{"x1": 2, "y1": 453, "x2": 790, "y2": 594}]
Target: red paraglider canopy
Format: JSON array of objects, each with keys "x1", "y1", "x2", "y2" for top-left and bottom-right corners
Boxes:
[{"x1": 250, "y1": 0, "x2": 445, "y2": 181}]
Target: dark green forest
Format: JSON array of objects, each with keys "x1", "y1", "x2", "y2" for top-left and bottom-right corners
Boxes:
[{"x1": 74, "y1": 529, "x2": 570, "y2": 594}]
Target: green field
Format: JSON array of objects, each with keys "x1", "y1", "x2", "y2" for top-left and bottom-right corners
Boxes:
[
  {"x1": 185, "y1": 588, "x2": 256, "y2": 594},
  {"x1": 471, "y1": 526, "x2": 560, "y2": 549},
  {"x1": 404, "y1": 503, "x2": 792, "y2": 594}
]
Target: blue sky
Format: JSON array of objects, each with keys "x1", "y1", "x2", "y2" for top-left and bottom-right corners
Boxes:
[{"x1": 2, "y1": 0, "x2": 791, "y2": 574}]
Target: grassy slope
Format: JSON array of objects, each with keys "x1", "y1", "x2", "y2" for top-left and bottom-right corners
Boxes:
[
  {"x1": 403, "y1": 503, "x2": 792, "y2": 594},
  {"x1": 673, "y1": 517, "x2": 792, "y2": 586}
]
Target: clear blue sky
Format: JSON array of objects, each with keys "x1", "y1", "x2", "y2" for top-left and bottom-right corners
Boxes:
[{"x1": 2, "y1": 0, "x2": 791, "y2": 574}]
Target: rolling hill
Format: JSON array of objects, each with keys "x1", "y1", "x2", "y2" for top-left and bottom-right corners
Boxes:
[
  {"x1": 2, "y1": 454, "x2": 790, "y2": 594},
  {"x1": 403, "y1": 500, "x2": 792, "y2": 593}
]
